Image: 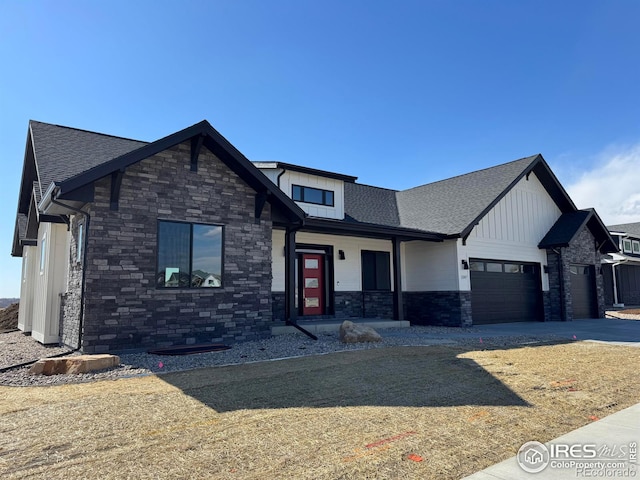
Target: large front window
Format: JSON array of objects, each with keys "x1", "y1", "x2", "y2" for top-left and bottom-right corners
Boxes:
[
  {"x1": 361, "y1": 250, "x2": 391, "y2": 291},
  {"x1": 157, "y1": 221, "x2": 223, "y2": 288}
]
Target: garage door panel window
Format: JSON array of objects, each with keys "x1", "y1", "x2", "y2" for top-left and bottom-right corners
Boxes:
[
  {"x1": 486, "y1": 262, "x2": 502, "y2": 272},
  {"x1": 504, "y1": 263, "x2": 521, "y2": 273},
  {"x1": 469, "y1": 261, "x2": 484, "y2": 272}
]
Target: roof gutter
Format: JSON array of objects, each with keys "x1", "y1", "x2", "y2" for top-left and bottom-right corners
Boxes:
[{"x1": 36, "y1": 181, "x2": 57, "y2": 216}]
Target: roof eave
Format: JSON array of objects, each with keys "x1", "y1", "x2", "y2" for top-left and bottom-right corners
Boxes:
[
  {"x1": 303, "y1": 217, "x2": 444, "y2": 242},
  {"x1": 55, "y1": 120, "x2": 306, "y2": 225}
]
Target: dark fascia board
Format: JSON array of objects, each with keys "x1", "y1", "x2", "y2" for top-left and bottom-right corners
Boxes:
[
  {"x1": 264, "y1": 162, "x2": 358, "y2": 183},
  {"x1": 459, "y1": 154, "x2": 577, "y2": 240},
  {"x1": 538, "y1": 209, "x2": 618, "y2": 254},
  {"x1": 16, "y1": 124, "x2": 38, "y2": 216},
  {"x1": 586, "y1": 209, "x2": 618, "y2": 254},
  {"x1": 11, "y1": 217, "x2": 23, "y2": 257},
  {"x1": 302, "y1": 217, "x2": 444, "y2": 242},
  {"x1": 56, "y1": 120, "x2": 306, "y2": 224}
]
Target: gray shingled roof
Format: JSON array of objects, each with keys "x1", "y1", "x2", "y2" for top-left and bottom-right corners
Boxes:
[
  {"x1": 607, "y1": 222, "x2": 640, "y2": 236},
  {"x1": 538, "y1": 210, "x2": 592, "y2": 248},
  {"x1": 395, "y1": 156, "x2": 538, "y2": 235},
  {"x1": 344, "y1": 182, "x2": 400, "y2": 227},
  {"x1": 30, "y1": 120, "x2": 147, "y2": 194}
]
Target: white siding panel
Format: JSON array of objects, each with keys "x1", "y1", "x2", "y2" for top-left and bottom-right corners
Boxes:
[
  {"x1": 277, "y1": 171, "x2": 345, "y2": 220},
  {"x1": 31, "y1": 223, "x2": 67, "y2": 344},
  {"x1": 17, "y1": 246, "x2": 37, "y2": 332},
  {"x1": 403, "y1": 240, "x2": 459, "y2": 291},
  {"x1": 463, "y1": 173, "x2": 560, "y2": 291},
  {"x1": 271, "y1": 231, "x2": 393, "y2": 292}
]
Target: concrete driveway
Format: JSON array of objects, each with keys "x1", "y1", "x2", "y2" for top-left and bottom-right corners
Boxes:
[
  {"x1": 385, "y1": 318, "x2": 640, "y2": 346},
  {"x1": 473, "y1": 318, "x2": 640, "y2": 345}
]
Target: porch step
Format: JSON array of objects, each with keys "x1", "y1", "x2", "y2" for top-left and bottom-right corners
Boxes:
[{"x1": 271, "y1": 319, "x2": 410, "y2": 336}]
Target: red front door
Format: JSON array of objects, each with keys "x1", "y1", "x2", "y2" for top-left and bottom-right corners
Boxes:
[{"x1": 301, "y1": 254, "x2": 324, "y2": 315}]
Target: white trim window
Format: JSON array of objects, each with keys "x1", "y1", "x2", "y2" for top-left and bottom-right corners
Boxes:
[
  {"x1": 632, "y1": 240, "x2": 640, "y2": 255},
  {"x1": 623, "y1": 238, "x2": 633, "y2": 253},
  {"x1": 40, "y1": 233, "x2": 47, "y2": 274},
  {"x1": 76, "y1": 223, "x2": 84, "y2": 263}
]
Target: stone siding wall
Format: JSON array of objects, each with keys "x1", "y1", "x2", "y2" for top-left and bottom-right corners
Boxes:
[
  {"x1": 60, "y1": 214, "x2": 85, "y2": 348},
  {"x1": 404, "y1": 291, "x2": 472, "y2": 327},
  {"x1": 546, "y1": 226, "x2": 605, "y2": 321},
  {"x1": 272, "y1": 290, "x2": 394, "y2": 321},
  {"x1": 79, "y1": 143, "x2": 273, "y2": 353}
]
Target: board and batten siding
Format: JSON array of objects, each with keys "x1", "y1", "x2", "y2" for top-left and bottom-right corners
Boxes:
[
  {"x1": 460, "y1": 173, "x2": 562, "y2": 291},
  {"x1": 17, "y1": 245, "x2": 37, "y2": 332},
  {"x1": 272, "y1": 230, "x2": 394, "y2": 292},
  {"x1": 30, "y1": 222, "x2": 69, "y2": 344},
  {"x1": 277, "y1": 170, "x2": 345, "y2": 219},
  {"x1": 402, "y1": 240, "x2": 460, "y2": 291}
]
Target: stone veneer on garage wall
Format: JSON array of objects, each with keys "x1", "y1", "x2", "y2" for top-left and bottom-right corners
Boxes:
[
  {"x1": 546, "y1": 226, "x2": 605, "y2": 321},
  {"x1": 74, "y1": 143, "x2": 273, "y2": 353},
  {"x1": 404, "y1": 291, "x2": 472, "y2": 327}
]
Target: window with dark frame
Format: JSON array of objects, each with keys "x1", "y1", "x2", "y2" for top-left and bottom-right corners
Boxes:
[
  {"x1": 157, "y1": 220, "x2": 223, "y2": 288},
  {"x1": 292, "y1": 184, "x2": 335, "y2": 206},
  {"x1": 361, "y1": 250, "x2": 391, "y2": 291}
]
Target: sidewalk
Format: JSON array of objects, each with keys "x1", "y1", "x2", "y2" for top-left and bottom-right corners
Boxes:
[{"x1": 463, "y1": 403, "x2": 640, "y2": 479}]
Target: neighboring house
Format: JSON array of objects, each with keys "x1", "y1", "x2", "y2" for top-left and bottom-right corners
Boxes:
[
  {"x1": 12, "y1": 120, "x2": 617, "y2": 353},
  {"x1": 602, "y1": 222, "x2": 640, "y2": 306}
]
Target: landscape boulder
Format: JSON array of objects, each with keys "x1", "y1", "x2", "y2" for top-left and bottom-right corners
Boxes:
[
  {"x1": 339, "y1": 320, "x2": 382, "y2": 344},
  {"x1": 29, "y1": 354, "x2": 120, "y2": 376}
]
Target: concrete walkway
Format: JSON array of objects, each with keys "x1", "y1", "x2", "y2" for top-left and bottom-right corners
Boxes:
[{"x1": 463, "y1": 403, "x2": 640, "y2": 479}]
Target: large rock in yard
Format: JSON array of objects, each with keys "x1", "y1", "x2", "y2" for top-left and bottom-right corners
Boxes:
[
  {"x1": 339, "y1": 320, "x2": 382, "y2": 344},
  {"x1": 29, "y1": 355, "x2": 120, "y2": 375}
]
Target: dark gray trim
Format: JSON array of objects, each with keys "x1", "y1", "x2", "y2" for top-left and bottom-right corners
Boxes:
[
  {"x1": 109, "y1": 169, "x2": 124, "y2": 211},
  {"x1": 459, "y1": 155, "x2": 577, "y2": 240},
  {"x1": 303, "y1": 217, "x2": 444, "y2": 242},
  {"x1": 392, "y1": 237, "x2": 404, "y2": 321},
  {"x1": 56, "y1": 120, "x2": 306, "y2": 225},
  {"x1": 270, "y1": 161, "x2": 357, "y2": 182},
  {"x1": 190, "y1": 134, "x2": 204, "y2": 172}
]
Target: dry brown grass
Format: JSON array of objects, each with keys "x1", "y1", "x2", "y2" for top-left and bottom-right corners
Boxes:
[{"x1": 1, "y1": 342, "x2": 639, "y2": 479}]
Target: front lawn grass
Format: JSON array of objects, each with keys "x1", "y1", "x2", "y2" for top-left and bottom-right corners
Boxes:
[{"x1": 1, "y1": 342, "x2": 639, "y2": 479}]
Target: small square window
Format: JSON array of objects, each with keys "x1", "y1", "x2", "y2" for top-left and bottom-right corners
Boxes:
[
  {"x1": 623, "y1": 239, "x2": 633, "y2": 253},
  {"x1": 486, "y1": 262, "x2": 502, "y2": 272},
  {"x1": 505, "y1": 263, "x2": 521, "y2": 273},
  {"x1": 632, "y1": 240, "x2": 640, "y2": 254},
  {"x1": 469, "y1": 261, "x2": 484, "y2": 272},
  {"x1": 157, "y1": 221, "x2": 223, "y2": 288}
]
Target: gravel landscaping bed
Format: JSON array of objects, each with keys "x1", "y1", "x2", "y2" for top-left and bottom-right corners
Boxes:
[{"x1": 0, "y1": 327, "x2": 565, "y2": 387}]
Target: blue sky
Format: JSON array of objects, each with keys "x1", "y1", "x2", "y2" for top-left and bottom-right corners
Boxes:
[{"x1": 1, "y1": 0, "x2": 640, "y2": 297}]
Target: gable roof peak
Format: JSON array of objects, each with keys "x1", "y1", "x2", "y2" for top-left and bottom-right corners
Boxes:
[{"x1": 401, "y1": 154, "x2": 541, "y2": 193}]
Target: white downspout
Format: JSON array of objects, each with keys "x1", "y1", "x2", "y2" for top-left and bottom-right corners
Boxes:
[{"x1": 612, "y1": 260, "x2": 628, "y2": 307}]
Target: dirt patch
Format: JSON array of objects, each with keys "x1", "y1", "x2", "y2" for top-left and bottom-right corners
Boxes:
[
  {"x1": 1, "y1": 342, "x2": 639, "y2": 479},
  {"x1": 621, "y1": 308, "x2": 640, "y2": 315},
  {"x1": 0, "y1": 304, "x2": 19, "y2": 333}
]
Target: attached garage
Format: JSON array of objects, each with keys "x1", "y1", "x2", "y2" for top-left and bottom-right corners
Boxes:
[
  {"x1": 569, "y1": 264, "x2": 598, "y2": 318},
  {"x1": 470, "y1": 259, "x2": 543, "y2": 324}
]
